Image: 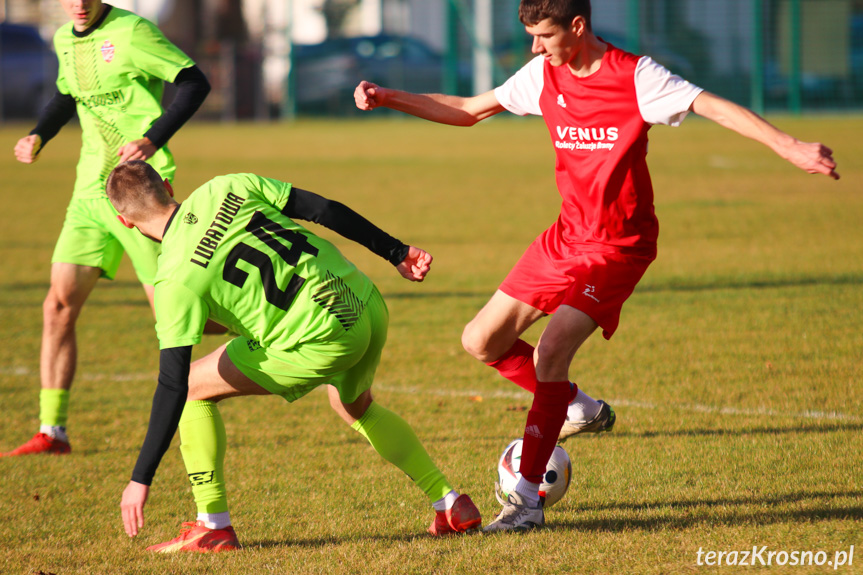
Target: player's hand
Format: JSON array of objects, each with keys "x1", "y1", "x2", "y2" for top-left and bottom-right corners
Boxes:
[
  {"x1": 355, "y1": 81, "x2": 386, "y2": 111},
  {"x1": 783, "y1": 140, "x2": 839, "y2": 180},
  {"x1": 396, "y1": 246, "x2": 432, "y2": 282},
  {"x1": 118, "y1": 138, "x2": 157, "y2": 163},
  {"x1": 120, "y1": 480, "x2": 150, "y2": 537},
  {"x1": 14, "y1": 134, "x2": 42, "y2": 164}
]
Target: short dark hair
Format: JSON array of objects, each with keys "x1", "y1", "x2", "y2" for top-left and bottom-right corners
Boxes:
[
  {"x1": 519, "y1": 0, "x2": 592, "y2": 30},
  {"x1": 106, "y1": 160, "x2": 172, "y2": 220}
]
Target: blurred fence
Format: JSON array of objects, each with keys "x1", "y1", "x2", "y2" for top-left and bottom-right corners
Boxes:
[
  {"x1": 1, "y1": 0, "x2": 861, "y2": 122},
  {"x1": 587, "y1": 0, "x2": 863, "y2": 113},
  {"x1": 444, "y1": 0, "x2": 863, "y2": 114}
]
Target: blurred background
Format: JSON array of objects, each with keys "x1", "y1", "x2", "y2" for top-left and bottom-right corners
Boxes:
[{"x1": 1, "y1": 0, "x2": 861, "y2": 121}]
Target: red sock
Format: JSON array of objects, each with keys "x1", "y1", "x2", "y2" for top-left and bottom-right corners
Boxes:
[
  {"x1": 485, "y1": 339, "x2": 537, "y2": 393},
  {"x1": 486, "y1": 340, "x2": 579, "y2": 402},
  {"x1": 519, "y1": 380, "x2": 570, "y2": 484}
]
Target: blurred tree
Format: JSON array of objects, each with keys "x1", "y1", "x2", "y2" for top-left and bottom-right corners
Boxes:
[
  {"x1": 319, "y1": 0, "x2": 360, "y2": 39},
  {"x1": 215, "y1": 0, "x2": 249, "y2": 43},
  {"x1": 159, "y1": 0, "x2": 205, "y2": 58}
]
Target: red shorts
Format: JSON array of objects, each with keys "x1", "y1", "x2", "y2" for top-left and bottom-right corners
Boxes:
[{"x1": 499, "y1": 234, "x2": 655, "y2": 339}]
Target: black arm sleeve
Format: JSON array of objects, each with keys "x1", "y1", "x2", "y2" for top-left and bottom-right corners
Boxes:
[
  {"x1": 283, "y1": 188, "x2": 410, "y2": 266},
  {"x1": 143, "y1": 65, "x2": 211, "y2": 149},
  {"x1": 29, "y1": 92, "x2": 77, "y2": 145},
  {"x1": 130, "y1": 346, "x2": 193, "y2": 485}
]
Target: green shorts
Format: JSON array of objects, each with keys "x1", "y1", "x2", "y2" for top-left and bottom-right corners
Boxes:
[
  {"x1": 226, "y1": 287, "x2": 389, "y2": 404},
  {"x1": 52, "y1": 196, "x2": 161, "y2": 284}
]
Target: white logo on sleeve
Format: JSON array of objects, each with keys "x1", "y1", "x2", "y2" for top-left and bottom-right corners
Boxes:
[
  {"x1": 556, "y1": 94, "x2": 567, "y2": 108},
  {"x1": 583, "y1": 284, "x2": 600, "y2": 302}
]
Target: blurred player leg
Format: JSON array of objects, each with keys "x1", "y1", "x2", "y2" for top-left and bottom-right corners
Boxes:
[{"x1": 2, "y1": 264, "x2": 101, "y2": 456}]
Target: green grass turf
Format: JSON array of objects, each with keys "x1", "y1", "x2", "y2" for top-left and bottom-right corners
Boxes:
[{"x1": 0, "y1": 115, "x2": 860, "y2": 574}]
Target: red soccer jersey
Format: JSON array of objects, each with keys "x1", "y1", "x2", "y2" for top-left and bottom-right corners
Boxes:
[{"x1": 494, "y1": 44, "x2": 703, "y2": 256}]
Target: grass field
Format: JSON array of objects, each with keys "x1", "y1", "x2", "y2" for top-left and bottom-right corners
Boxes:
[{"x1": 0, "y1": 115, "x2": 861, "y2": 575}]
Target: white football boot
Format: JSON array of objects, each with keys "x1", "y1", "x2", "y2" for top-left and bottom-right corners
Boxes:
[
  {"x1": 558, "y1": 399, "x2": 616, "y2": 442},
  {"x1": 484, "y1": 486, "x2": 544, "y2": 532}
]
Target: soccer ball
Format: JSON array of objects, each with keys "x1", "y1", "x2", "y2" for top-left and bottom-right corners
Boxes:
[{"x1": 496, "y1": 438, "x2": 572, "y2": 507}]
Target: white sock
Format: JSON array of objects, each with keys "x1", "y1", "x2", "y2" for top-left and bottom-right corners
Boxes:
[
  {"x1": 514, "y1": 477, "x2": 541, "y2": 508},
  {"x1": 40, "y1": 425, "x2": 68, "y2": 443},
  {"x1": 197, "y1": 511, "x2": 231, "y2": 530},
  {"x1": 566, "y1": 389, "x2": 601, "y2": 423},
  {"x1": 432, "y1": 490, "x2": 459, "y2": 512}
]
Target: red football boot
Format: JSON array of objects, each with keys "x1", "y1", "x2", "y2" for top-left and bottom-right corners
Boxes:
[
  {"x1": 1, "y1": 433, "x2": 71, "y2": 457},
  {"x1": 147, "y1": 521, "x2": 239, "y2": 553},
  {"x1": 428, "y1": 494, "x2": 482, "y2": 535}
]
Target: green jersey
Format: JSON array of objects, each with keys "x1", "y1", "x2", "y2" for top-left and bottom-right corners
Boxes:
[
  {"x1": 53, "y1": 6, "x2": 194, "y2": 199},
  {"x1": 154, "y1": 174, "x2": 376, "y2": 351}
]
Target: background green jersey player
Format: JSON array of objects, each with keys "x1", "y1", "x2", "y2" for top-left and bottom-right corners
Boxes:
[
  {"x1": 108, "y1": 161, "x2": 482, "y2": 552},
  {"x1": 5, "y1": 0, "x2": 211, "y2": 457}
]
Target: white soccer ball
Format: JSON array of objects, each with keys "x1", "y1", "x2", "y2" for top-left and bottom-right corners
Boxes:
[{"x1": 496, "y1": 438, "x2": 572, "y2": 508}]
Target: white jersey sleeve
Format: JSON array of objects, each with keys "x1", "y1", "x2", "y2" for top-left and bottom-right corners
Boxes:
[
  {"x1": 494, "y1": 55, "x2": 544, "y2": 116},
  {"x1": 635, "y1": 56, "x2": 704, "y2": 126}
]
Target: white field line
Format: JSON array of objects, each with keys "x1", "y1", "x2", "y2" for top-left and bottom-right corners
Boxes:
[
  {"x1": 2, "y1": 366, "x2": 860, "y2": 423},
  {"x1": 0, "y1": 366, "x2": 155, "y2": 382},
  {"x1": 375, "y1": 385, "x2": 863, "y2": 423}
]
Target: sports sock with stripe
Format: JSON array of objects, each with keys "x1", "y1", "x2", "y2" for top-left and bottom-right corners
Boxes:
[
  {"x1": 487, "y1": 340, "x2": 580, "y2": 403},
  {"x1": 39, "y1": 388, "x2": 70, "y2": 428},
  {"x1": 351, "y1": 401, "x2": 453, "y2": 503},
  {"x1": 519, "y1": 380, "x2": 570, "y2": 485},
  {"x1": 485, "y1": 339, "x2": 538, "y2": 393},
  {"x1": 178, "y1": 400, "x2": 229, "y2": 515}
]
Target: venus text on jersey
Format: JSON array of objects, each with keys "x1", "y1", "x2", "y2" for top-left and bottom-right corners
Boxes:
[
  {"x1": 554, "y1": 125, "x2": 619, "y2": 152},
  {"x1": 190, "y1": 193, "x2": 247, "y2": 268}
]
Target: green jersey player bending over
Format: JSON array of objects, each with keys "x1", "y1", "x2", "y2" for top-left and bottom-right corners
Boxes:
[{"x1": 109, "y1": 161, "x2": 482, "y2": 552}]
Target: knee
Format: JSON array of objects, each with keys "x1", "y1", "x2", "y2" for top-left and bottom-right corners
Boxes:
[
  {"x1": 461, "y1": 321, "x2": 493, "y2": 362},
  {"x1": 534, "y1": 337, "x2": 572, "y2": 380},
  {"x1": 42, "y1": 288, "x2": 82, "y2": 328},
  {"x1": 330, "y1": 386, "x2": 373, "y2": 424}
]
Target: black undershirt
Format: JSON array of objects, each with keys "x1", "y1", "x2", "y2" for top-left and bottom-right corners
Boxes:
[
  {"x1": 31, "y1": 66, "x2": 209, "y2": 150},
  {"x1": 284, "y1": 188, "x2": 410, "y2": 265},
  {"x1": 131, "y1": 347, "x2": 191, "y2": 485},
  {"x1": 30, "y1": 3, "x2": 209, "y2": 152}
]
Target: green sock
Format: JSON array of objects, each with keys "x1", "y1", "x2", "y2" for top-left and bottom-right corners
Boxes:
[
  {"x1": 351, "y1": 402, "x2": 453, "y2": 502},
  {"x1": 179, "y1": 400, "x2": 228, "y2": 515},
  {"x1": 39, "y1": 389, "x2": 70, "y2": 427}
]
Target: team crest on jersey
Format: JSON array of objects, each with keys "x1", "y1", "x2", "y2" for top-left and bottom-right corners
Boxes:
[
  {"x1": 556, "y1": 94, "x2": 567, "y2": 108},
  {"x1": 183, "y1": 212, "x2": 199, "y2": 224},
  {"x1": 100, "y1": 41, "x2": 115, "y2": 63}
]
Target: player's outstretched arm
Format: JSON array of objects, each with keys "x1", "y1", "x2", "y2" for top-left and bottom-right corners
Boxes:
[
  {"x1": 285, "y1": 188, "x2": 415, "y2": 268},
  {"x1": 13, "y1": 134, "x2": 42, "y2": 164},
  {"x1": 690, "y1": 91, "x2": 839, "y2": 180},
  {"x1": 121, "y1": 481, "x2": 150, "y2": 537},
  {"x1": 396, "y1": 246, "x2": 433, "y2": 282},
  {"x1": 354, "y1": 81, "x2": 505, "y2": 126}
]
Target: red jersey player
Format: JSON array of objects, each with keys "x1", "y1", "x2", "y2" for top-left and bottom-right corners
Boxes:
[{"x1": 354, "y1": 0, "x2": 839, "y2": 532}]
